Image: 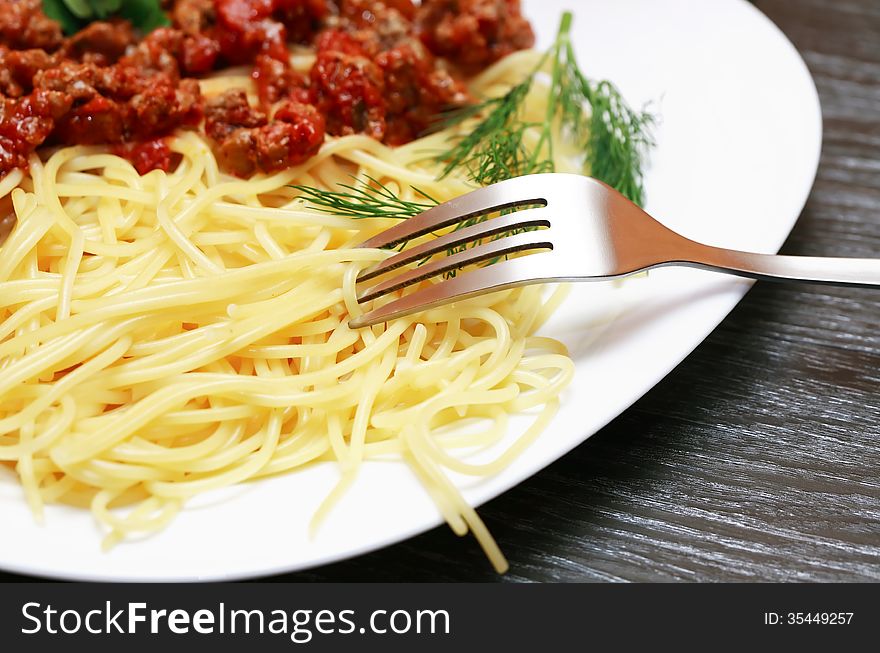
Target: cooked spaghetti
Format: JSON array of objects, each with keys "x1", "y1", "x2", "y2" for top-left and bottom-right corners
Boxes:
[{"x1": 0, "y1": 2, "x2": 604, "y2": 573}]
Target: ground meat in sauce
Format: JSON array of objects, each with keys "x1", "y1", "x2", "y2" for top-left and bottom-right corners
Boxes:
[
  {"x1": 274, "y1": 0, "x2": 334, "y2": 44},
  {"x1": 124, "y1": 23, "x2": 221, "y2": 76},
  {"x1": 416, "y1": 0, "x2": 535, "y2": 73},
  {"x1": 0, "y1": 0, "x2": 63, "y2": 51},
  {"x1": 337, "y1": 0, "x2": 415, "y2": 55},
  {"x1": 173, "y1": 0, "x2": 216, "y2": 34},
  {"x1": 54, "y1": 95, "x2": 126, "y2": 144},
  {"x1": 0, "y1": 0, "x2": 534, "y2": 178},
  {"x1": 32, "y1": 57, "x2": 203, "y2": 139},
  {"x1": 0, "y1": 89, "x2": 71, "y2": 172},
  {"x1": 206, "y1": 88, "x2": 268, "y2": 140},
  {"x1": 2, "y1": 42, "x2": 204, "y2": 173},
  {"x1": 257, "y1": 100, "x2": 325, "y2": 169},
  {"x1": 377, "y1": 40, "x2": 468, "y2": 144},
  {"x1": 113, "y1": 139, "x2": 175, "y2": 175},
  {"x1": 310, "y1": 31, "x2": 386, "y2": 139},
  {"x1": 120, "y1": 28, "x2": 185, "y2": 78},
  {"x1": 34, "y1": 60, "x2": 116, "y2": 101},
  {"x1": 206, "y1": 88, "x2": 324, "y2": 176},
  {"x1": 313, "y1": 3, "x2": 468, "y2": 142},
  {"x1": 62, "y1": 21, "x2": 136, "y2": 65},
  {"x1": 169, "y1": 1, "x2": 224, "y2": 74},
  {"x1": 213, "y1": 0, "x2": 330, "y2": 64},
  {"x1": 252, "y1": 53, "x2": 310, "y2": 106},
  {"x1": 0, "y1": 47, "x2": 57, "y2": 97},
  {"x1": 130, "y1": 77, "x2": 203, "y2": 137}
]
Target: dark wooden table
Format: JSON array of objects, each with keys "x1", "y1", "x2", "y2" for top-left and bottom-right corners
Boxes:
[{"x1": 3, "y1": 0, "x2": 878, "y2": 583}]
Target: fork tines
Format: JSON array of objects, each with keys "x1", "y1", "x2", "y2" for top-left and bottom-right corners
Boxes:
[
  {"x1": 357, "y1": 208, "x2": 551, "y2": 285},
  {"x1": 349, "y1": 254, "x2": 555, "y2": 329},
  {"x1": 358, "y1": 227, "x2": 553, "y2": 303},
  {"x1": 357, "y1": 179, "x2": 547, "y2": 250},
  {"x1": 350, "y1": 180, "x2": 557, "y2": 328}
]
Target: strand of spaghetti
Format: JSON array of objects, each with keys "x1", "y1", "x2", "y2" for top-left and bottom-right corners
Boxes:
[
  {"x1": 430, "y1": 407, "x2": 510, "y2": 451},
  {"x1": 16, "y1": 421, "x2": 42, "y2": 520},
  {"x1": 402, "y1": 449, "x2": 468, "y2": 535},
  {"x1": 316, "y1": 411, "x2": 347, "y2": 466},
  {"x1": 404, "y1": 323, "x2": 428, "y2": 364},
  {"x1": 0, "y1": 322, "x2": 116, "y2": 397},
  {"x1": 80, "y1": 283, "x2": 342, "y2": 388},
  {"x1": 254, "y1": 427, "x2": 331, "y2": 477},
  {"x1": 0, "y1": 168, "x2": 23, "y2": 198},
  {"x1": 38, "y1": 474, "x2": 78, "y2": 503},
  {"x1": 118, "y1": 247, "x2": 178, "y2": 292},
  {"x1": 146, "y1": 409, "x2": 282, "y2": 497},
  {"x1": 0, "y1": 336, "x2": 131, "y2": 437},
  {"x1": 50, "y1": 321, "x2": 411, "y2": 465},
  {"x1": 154, "y1": 168, "x2": 224, "y2": 275},
  {"x1": 308, "y1": 470, "x2": 356, "y2": 536},
  {"x1": 9, "y1": 187, "x2": 37, "y2": 220},
  {"x1": 210, "y1": 201, "x2": 359, "y2": 229},
  {"x1": 238, "y1": 329, "x2": 359, "y2": 358},
  {"x1": 0, "y1": 251, "x2": 383, "y2": 356},
  {"x1": 29, "y1": 152, "x2": 80, "y2": 237},
  {"x1": 370, "y1": 339, "x2": 499, "y2": 408},
  {"x1": 467, "y1": 48, "x2": 544, "y2": 90},
  {"x1": 157, "y1": 404, "x2": 257, "y2": 425},
  {"x1": 0, "y1": 395, "x2": 76, "y2": 462},
  {"x1": 164, "y1": 135, "x2": 391, "y2": 229},
  {"x1": 423, "y1": 398, "x2": 560, "y2": 476},
  {"x1": 347, "y1": 341, "x2": 398, "y2": 465},
  {"x1": 403, "y1": 423, "x2": 508, "y2": 573},
  {"x1": 81, "y1": 457, "x2": 181, "y2": 483},
  {"x1": 56, "y1": 228, "x2": 84, "y2": 321},
  {"x1": 0, "y1": 205, "x2": 53, "y2": 283},
  {"x1": 113, "y1": 420, "x2": 248, "y2": 470},
  {"x1": 92, "y1": 492, "x2": 181, "y2": 549},
  {"x1": 372, "y1": 384, "x2": 520, "y2": 432}
]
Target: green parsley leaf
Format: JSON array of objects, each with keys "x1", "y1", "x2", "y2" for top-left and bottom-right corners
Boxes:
[
  {"x1": 41, "y1": 0, "x2": 81, "y2": 34},
  {"x1": 62, "y1": 0, "x2": 93, "y2": 20},
  {"x1": 117, "y1": 0, "x2": 170, "y2": 32},
  {"x1": 42, "y1": 0, "x2": 169, "y2": 34},
  {"x1": 89, "y1": 0, "x2": 124, "y2": 19}
]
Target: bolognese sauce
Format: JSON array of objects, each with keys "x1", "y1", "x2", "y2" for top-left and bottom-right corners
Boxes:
[{"x1": 0, "y1": 0, "x2": 534, "y2": 178}]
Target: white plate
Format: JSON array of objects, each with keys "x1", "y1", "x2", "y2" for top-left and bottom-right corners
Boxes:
[{"x1": 0, "y1": 0, "x2": 821, "y2": 580}]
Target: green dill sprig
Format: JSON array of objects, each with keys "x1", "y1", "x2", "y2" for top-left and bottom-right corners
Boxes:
[
  {"x1": 556, "y1": 29, "x2": 655, "y2": 206},
  {"x1": 438, "y1": 11, "x2": 655, "y2": 206},
  {"x1": 291, "y1": 177, "x2": 438, "y2": 220},
  {"x1": 438, "y1": 79, "x2": 551, "y2": 185},
  {"x1": 42, "y1": 0, "x2": 170, "y2": 35},
  {"x1": 581, "y1": 80, "x2": 655, "y2": 206}
]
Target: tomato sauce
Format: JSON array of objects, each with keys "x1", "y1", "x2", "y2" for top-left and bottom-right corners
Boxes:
[{"x1": 0, "y1": 1, "x2": 534, "y2": 178}]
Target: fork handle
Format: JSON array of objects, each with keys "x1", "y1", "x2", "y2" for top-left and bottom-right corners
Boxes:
[{"x1": 679, "y1": 244, "x2": 880, "y2": 288}]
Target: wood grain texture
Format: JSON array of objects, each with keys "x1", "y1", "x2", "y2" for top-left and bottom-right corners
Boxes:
[{"x1": 2, "y1": 0, "x2": 878, "y2": 583}]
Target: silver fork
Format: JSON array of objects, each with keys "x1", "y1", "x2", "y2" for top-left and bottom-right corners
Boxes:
[{"x1": 348, "y1": 173, "x2": 880, "y2": 329}]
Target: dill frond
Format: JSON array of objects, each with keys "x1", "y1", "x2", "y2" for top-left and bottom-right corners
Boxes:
[
  {"x1": 439, "y1": 11, "x2": 655, "y2": 206},
  {"x1": 437, "y1": 80, "x2": 545, "y2": 185},
  {"x1": 558, "y1": 42, "x2": 655, "y2": 206},
  {"x1": 290, "y1": 176, "x2": 437, "y2": 220}
]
